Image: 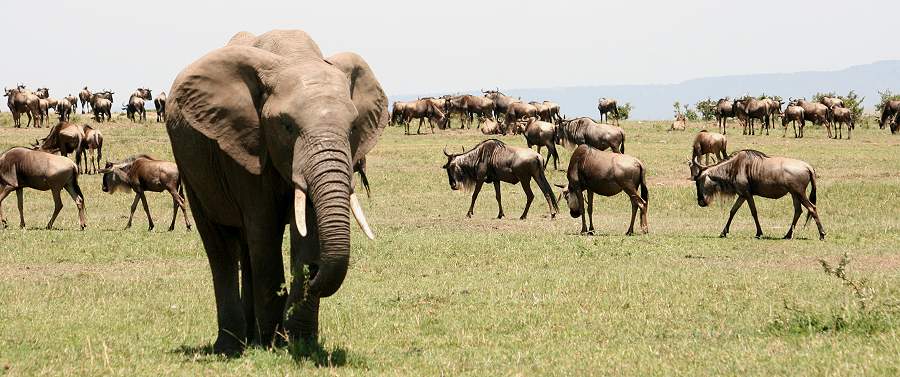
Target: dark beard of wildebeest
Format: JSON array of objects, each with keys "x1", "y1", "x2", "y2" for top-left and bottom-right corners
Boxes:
[
  {"x1": 442, "y1": 139, "x2": 559, "y2": 220},
  {"x1": 690, "y1": 150, "x2": 826, "y2": 240},
  {"x1": 100, "y1": 155, "x2": 192, "y2": 231},
  {"x1": 78, "y1": 124, "x2": 103, "y2": 174},
  {"x1": 556, "y1": 145, "x2": 649, "y2": 235},
  {"x1": 878, "y1": 99, "x2": 900, "y2": 133},
  {"x1": 34, "y1": 121, "x2": 85, "y2": 170},
  {"x1": 782, "y1": 104, "x2": 806, "y2": 138},
  {"x1": 692, "y1": 130, "x2": 727, "y2": 165},
  {"x1": 154, "y1": 92, "x2": 167, "y2": 123},
  {"x1": 732, "y1": 97, "x2": 772, "y2": 135},
  {"x1": 522, "y1": 118, "x2": 560, "y2": 170},
  {"x1": 829, "y1": 105, "x2": 854, "y2": 140},
  {"x1": 790, "y1": 98, "x2": 832, "y2": 138},
  {"x1": 555, "y1": 117, "x2": 625, "y2": 153},
  {"x1": 0, "y1": 147, "x2": 86, "y2": 230},
  {"x1": 597, "y1": 98, "x2": 618, "y2": 124},
  {"x1": 714, "y1": 98, "x2": 735, "y2": 134},
  {"x1": 165, "y1": 29, "x2": 384, "y2": 355},
  {"x1": 404, "y1": 98, "x2": 449, "y2": 134}
]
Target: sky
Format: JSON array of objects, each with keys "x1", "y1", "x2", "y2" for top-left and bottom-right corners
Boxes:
[{"x1": 2, "y1": 0, "x2": 899, "y2": 102}]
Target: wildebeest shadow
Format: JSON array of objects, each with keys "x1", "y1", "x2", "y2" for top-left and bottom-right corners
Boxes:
[{"x1": 171, "y1": 341, "x2": 358, "y2": 368}]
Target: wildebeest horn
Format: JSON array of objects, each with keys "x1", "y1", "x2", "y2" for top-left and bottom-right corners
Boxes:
[
  {"x1": 443, "y1": 146, "x2": 452, "y2": 157},
  {"x1": 692, "y1": 155, "x2": 712, "y2": 169}
]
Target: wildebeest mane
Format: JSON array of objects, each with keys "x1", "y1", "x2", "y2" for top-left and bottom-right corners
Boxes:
[
  {"x1": 450, "y1": 139, "x2": 508, "y2": 191},
  {"x1": 703, "y1": 149, "x2": 770, "y2": 194}
]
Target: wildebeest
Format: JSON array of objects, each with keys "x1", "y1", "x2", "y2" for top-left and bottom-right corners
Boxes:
[
  {"x1": 529, "y1": 101, "x2": 552, "y2": 122},
  {"x1": 557, "y1": 145, "x2": 648, "y2": 235},
  {"x1": 782, "y1": 104, "x2": 805, "y2": 138},
  {"x1": 391, "y1": 100, "x2": 413, "y2": 126},
  {"x1": 692, "y1": 130, "x2": 727, "y2": 164},
  {"x1": 555, "y1": 117, "x2": 625, "y2": 153},
  {"x1": 878, "y1": 99, "x2": 900, "y2": 132},
  {"x1": 448, "y1": 94, "x2": 495, "y2": 129},
  {"x1": 405, "y1": 98, "x2": 449, "y2": 134},
  {"x1": 100, "y1": 155, "x2": 192, "y2": 231},
  {"x1": 792, "y1": 98, "x2": 831, "y2": 138},
  {"x1": 671, "y1": 113, "x2": 686, "y2": 131},
  {"x1": 733, "y1": 97, "x2": 771, "y2": 135},
  {"x1": 714, "y1": 98, "x2": 734, "y2": 134},
  {"x1": 0, "y1": 147, "x2": 86, "y2": 230},
  {"x1": 522, "y1": 118, "x2": 560, "y2": 170},
  {"x1": 91, "y1": 91, "x2": 113, "y2": 122},
  {"x1": 504, "y1": 101, "x2": 538, "y2": 130},
  {"x1": 829, "y1": 105, "x2": 853, "y2": 140},
  {"x1": 690, "y1": 150, "x2": 825, "y2": 240},
  {"x1": 56, "y1": 99, "x2": 73, "y2": 121},
  {"x1": 4, "y1": 87, "x2": 32, "y2": 128},
  {"x1": 78, "y1": 125, "x2": 104, "y2": 174},
  {"x1": 127, "y1": 88, "x2": 152, "y2": 122},
  {"x1": 78, "y1": 86, "x2": 92, "y2": 114},
  {"x1": 597, "y1": 98, "x2": 619, "y2": 124},
  {"x1": 542, "y1": 101, "x2": 561, "y2": 122},
  {"x1": 35, "y1": 121, "x2": 85, "y2": 169},
  {"x1": 761, "y1": 97, "x2": 783, "y2": 132},
  {"x1": 64, "y1": 94, "x2": 78, "y2": 112},
  {"x1": 482, "y1": 90, "x2": 519, "y2": 121},
  {"x1": 820, "y1": 96, "x2": 844, "y2": 109},
  {"x1": 479, "y1": 118, "x2": 501, "y2": 135},
  {"x1": 154, "y1": 92, "x2": 167, "y2": 122},
  {"x1": 441, "y1": 139, "x2": 558, "y2": 220}
]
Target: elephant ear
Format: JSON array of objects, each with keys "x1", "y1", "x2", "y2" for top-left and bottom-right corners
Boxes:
[
  {"x1": 0, "y1": 156, "x2": 17, "y2": 188},
  {"x1": 325, "y1": 52, "x2": 388, "y2": 167},
  {"x1": 170, "y1": 46, "x2": 282, "y2": 175}
]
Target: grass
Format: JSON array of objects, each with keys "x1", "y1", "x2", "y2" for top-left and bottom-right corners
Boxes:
[{"x1": 1, "y1": 113, "x2": 899, "y2": 376}]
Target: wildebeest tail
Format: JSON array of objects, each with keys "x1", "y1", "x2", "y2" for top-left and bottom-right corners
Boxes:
[
  {"x1": 805, "y1": 168, "x2": 817, "y2": 226},
  {"x1": 534, "y1": 165, "x2": 559, "y2": 214},
  {"x1": 71, "y1": 173, "x2": 85, "y2": 211},
  {"x1": 639, "y1": 164, "x2": 649, "y2": 204},
  {"x1": 620, "y1": 138, "x2": 625, "y2": 154}
]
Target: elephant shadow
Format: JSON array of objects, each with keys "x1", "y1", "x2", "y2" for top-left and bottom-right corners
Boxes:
[{"x1": 171, "y1": 341, "x2": 357, "y2": 367}]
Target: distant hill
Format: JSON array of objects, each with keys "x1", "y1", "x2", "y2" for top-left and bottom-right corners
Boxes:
[{"x1": 390, "y1": 60, "x2": 900, "y2": 120}]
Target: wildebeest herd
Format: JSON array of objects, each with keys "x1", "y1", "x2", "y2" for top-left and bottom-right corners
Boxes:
[{"x1": 0, "y1": 29, "x2": 897, "y2": 357}]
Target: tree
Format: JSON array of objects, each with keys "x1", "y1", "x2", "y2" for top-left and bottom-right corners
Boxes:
[
  {"x1": 616, "y1": 103, "x2": 633, "y2": 121},
  {"x1": 684, "y1": 105, "x2": 699, "y2": 121},
  {"x1": 875, "y1": 90, "x2": 900, "y2": 113},
  {"x1": 695, "y1": 98, "x2": 717, "y2": 121}
]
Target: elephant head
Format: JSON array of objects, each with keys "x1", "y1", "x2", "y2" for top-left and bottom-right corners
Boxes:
[{"x1": 170, "y1": 30, "x2": 387, "y2": 298}]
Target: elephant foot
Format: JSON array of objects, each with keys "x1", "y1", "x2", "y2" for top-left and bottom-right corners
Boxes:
[{"x1": 213, "y1": 335, "x2": 245, "y2": 356}]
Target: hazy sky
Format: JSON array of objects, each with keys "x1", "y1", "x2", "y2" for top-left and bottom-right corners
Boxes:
[{"x1": 2, "y1": 0, "x2": 898, "y2": 100}]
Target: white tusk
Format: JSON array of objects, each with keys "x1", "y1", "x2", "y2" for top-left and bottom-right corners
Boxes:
[
  {"x1": 350, "y1": 193, "x2": 375, "y2": 240},
  {"x1": 294, "y1": 187, "x2": 307, "y2": 237}
]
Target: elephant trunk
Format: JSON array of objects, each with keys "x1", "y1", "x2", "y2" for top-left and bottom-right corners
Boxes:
[{"x1": 302, "y1": 137, "x2": 353, "y2": 299}]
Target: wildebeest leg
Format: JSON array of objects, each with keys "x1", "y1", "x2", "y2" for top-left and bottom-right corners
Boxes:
[
  {"x1": 550, "y1": 144, "x2": 559, "y2": 171},
  {"x1": 720, "y1": 197, "x2": 746, "y2": 238},
  {"x1": 0, "y1": 186, "x2": 13, "y2": 227},
  {"x1": 139, "y1": 192, "x2": 155, "y2": 231},
  {"x1": 627, "y1": 196, "x2": 637, "y2": 236},
  {"x1": 799, "y1": 195, "x2": 826, "y2": 240},
  {"x1": 63, "y1": 181, "x2": 86, "y2": 230},
  {"x1": 169, "y1": 187, "x2": 191, "y2": 231},
  {"x1": 47, "y1": 189, "x2": 64, "y2": 230},
  {"x1": 416, "y1": 118, "x2": 423, "y2": 135},
  {"x1": 519, "y1": 178, "x2": 534, "y2": 220},
  {"x1": 586, "y1": 192, "x2": 594, "y2": 234},
  {"x1": 126, "y1": 193, "x2": 141, "y2": 229},
  {"x1": 15, "y1": 189, "x2": 25, "y2": 228},
  {"x1": 493, "y1": 182, "x2": 505, "y2": 219},
  {"x1": 784, "y1": 194, "x2": 802, "y2": 239},
  {"x1": 745, "y1": 196, "x2": 763, "y2": 238},
  {"x1": 169, "y1": 192, "x2": 180, "y2": 231},
  {"x1": 466, "y1": 181, "x2": 483, "y2": 218}
]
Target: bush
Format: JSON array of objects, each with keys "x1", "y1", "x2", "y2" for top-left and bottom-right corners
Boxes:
[
  {"x1": 695, "y1": 98, "x2": 717, "y2": 121},
  {"x1": 876, "y1": 89, "x2": 900, "y2": 113},
  {"x1": 616, "y1": 103, "x2": 632, "y2": 121}
]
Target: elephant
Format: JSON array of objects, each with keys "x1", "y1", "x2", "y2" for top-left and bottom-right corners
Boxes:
[{"x1": 165, "y1": 29, "x2": 387, "y2": 355}]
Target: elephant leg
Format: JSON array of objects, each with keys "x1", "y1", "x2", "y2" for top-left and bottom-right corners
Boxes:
[
  {"x1": 493, "y1": 181, "x2": 504, "y2": 219},
  {"x1": 16, "y1": 189, "x2": 25, "y2": 228},
  {"x1": 746, "y1": 196, "x2": 763, "y2": 238},
  {"x1": 519, "y1": 178, "x2": 534, "y2": 220},
  {"x1": 190, "y1": 196, "x2": 246, "y2": 354},
  {"x1": 721, "y1": 197, "x2": 746, "y2": 238},
  {"x1": 139, "y1": 192, "x2": 154, "y2": 231},
  {"x1": 466, "y1": 181, "x2": 483, "y2": 218},
  {"x1": 47, "y1": 189, "x2": 63, "y2": 230},
  {"x1": 284, "y1": 198, "x2": 321, "y2": 344},
  {"x1": 0, "y1": 186, "x2": 13, "y2": 227},
  {"x1": 126, "y1": 193, "x2": 140, "y2": 229},
  {"x1": 243, "y1": 216, "x2": 287, "y2": 347}
]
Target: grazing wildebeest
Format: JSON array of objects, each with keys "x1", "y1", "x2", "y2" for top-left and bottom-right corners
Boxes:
[
  {"x1": 878, "y1": 99, "x2": 900, "y2": 132},
  {"x1": 100, "y1": 155, "x2": 192, "y2": 231},
  {"x1": 782, "y1": 104, "x2": 806, "y2": 138},
  {"x1": 714, "y1": 98, "x2": 734, "y2": 134},
  {"x1": 597, "y1": 98, "x2": 619, "y2": 124},
  {"x1": 91, "y1": 91, "x2": 113, "y2": 122},
  {"x1": 0, "y1": 147, "x2": 86, "y2": 230},
  {"x1": 406, "y1": 98, "x2": 449, "y2": 134},
  {"x1": 128, "y1": 88, "x2": 152, "y2": 122},
  {"x1": 829, "y1": 105, "x2": 853, "y2": 140},
  {"x1": 78, "y1": 125, "x2": 103, "y2": 174},
  {"x1": 4, "y1": 87, "x2": 32, "y2": 128},
  {"x1": 522, "y1": 118, "x2": 560, "y2": 170},
  {"x1": 692, "y1": 130, "x2": 727, "y2": 164},
  {"x1": 479, "y1": 118, "x2": 501, "y2": 135},
  {"x1": 792, "y1": 98, "x2": 831, "y2": 138},
  {"x1": 555, "y1": 117, "x2": 625, "y2": 153},
  {"x1": 690, "y1": 150, "x2": 825, "y2": 240},
  {"x1": 56, "y1": 99, "x2": 73, "y2": 121},
  {"x1": 441, "y1": 139, "x2": 558, "y2": 220},
  {"x1": 556, "y1": 145, "x2": 648, "y2": 235},
  {"x1": 482, "y1": 90, "x2": 519, "y2": 121},
  {"x1": 35, "y1": 121, "x2": 85, "y2": 169},
  {"x1": 154, "y1": 92, "x2": 167, "y2": 122},
  {"x1": 78, "y1": 86, "x2": 92, "y2": 114}
]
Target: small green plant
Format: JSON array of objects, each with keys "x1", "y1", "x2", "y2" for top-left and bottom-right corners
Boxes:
[
  {"x1": 616, "y1": 102, "x2": 632, "y2": 120},
  {"x1": 695, "y1": 98, "x2": 717, "y2": 121}
]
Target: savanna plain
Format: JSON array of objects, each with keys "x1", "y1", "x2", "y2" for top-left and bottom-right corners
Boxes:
[{"x1": 0, "y1": 113, "x2": 898, "y2": 376}]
